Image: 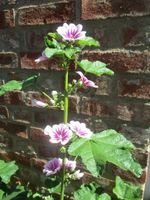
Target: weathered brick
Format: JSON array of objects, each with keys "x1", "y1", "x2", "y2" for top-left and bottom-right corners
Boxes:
[
  {"x1": 0, "y1": 0, "x2": 16, "y2": 5},
  {"x1": 18, "y1": 2, "x2": 75, "y2": 26},
  {"x1": 82, "y1": 50, "x2": 150, "y2": 73},
  {"x1": 0, "y1": 105, "x2": 9, "y2": 119},
  {"x1": 38, "y1": 144, "x2": 59, "y2": 159},
  {"x1": 0, "y1": 52, "x2": 18, "y2": 68},
  {"x1": 80, "y1": 97, "x2": 114, "y2": 117},
  {"x1": 0, "y1": 31, "x2": 21, "y2": 50},
  {"x1": 0, "y1": 9, "x2": 15, "y2": 29},
  {"x1": 30, "y1": 127, "x2": 49, "y2": 143},
  {"x1": 31, "y1": 158, "x2": 46, "y2": 171},
  {"x1": 118, "y1": 79, "x2": 150, "y2": 99},
  {"x1": 20, "y1": 52, "x2": 62, "y2": 70},
  {"x1": 26, "y1": 29, "x2": 48, "y2": 49},
  {"x1": 117, "y1": 124, "x2": 150, "y2": 148},
  {"x1": 82, "y1": 0, "x2": 150, "y2": 20},
  {"x1": 3, "y1": 91, "x2": 24, "y2": 105}
]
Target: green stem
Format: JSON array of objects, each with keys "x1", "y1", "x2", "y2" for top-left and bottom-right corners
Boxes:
[
  {"x1": 64, "y1": 67, "x2": 69, "y2": 123},
  {"x1": 60, "y1": 67, "x2": 69, "y2": 200}
]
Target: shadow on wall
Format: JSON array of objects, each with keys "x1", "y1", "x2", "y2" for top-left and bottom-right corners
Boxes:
[{"x1": 144, "y1": 152, "x2": 150, "y2": 200}]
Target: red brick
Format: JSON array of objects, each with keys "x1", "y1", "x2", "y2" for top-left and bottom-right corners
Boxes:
[
  {"x1": 31, "y1": 158, "x2": 46, "y2": 171},
  {"x1": 18, "y1": 2, "x2": 75, "y2": 26},
  {"x1": 20, "y1": 52, "x2": 63, "y2": 70},
  {"x1": 118, "y1": 79, "x2": 150, "y2": 99},
  {"x1": 11, "y1": 152, "x2": 31, "y2": 167},
  {"x1": 82, "y1": 0, "x2": 150, "y2": 20},
  {"x1": 38, "y1": 144, "x2": 59, "y2": 159},
  {"x1": 0, "y1": 31, "x2": 20, "y2": 50},
  {"x1": 80, "y1": 97, "x2": 114, "y2": 117},
  {"x1": 0, "y1": 52, "x2": 18, "y2": 68},
  {"x1": 0, "y1": 9, "x2": 15, "y2": 29},
  {"x1": 26, "y1": 30, "x2": 47, "y2": 49},
  {"x1": 69, "y1": 95, "x2": 78, "y2": 113},
  {"x1": 82, "y1": 50, "x2": 150, "y2": 73},
  {"x1": 0, "y1": 105, "x2": 9, "y2": 119},
  {"x1": 122, "y1": 27, "x2": 138, "y2": 47},
  {"x1": 30, "y1": 127, "x2": 49, "y2": 143},
  {"x1": 117, "y1": 124, "x2": 150, "y2": 148},
  {"x1": 3, "y1": 91, "x2": 24, "y2": 105}
]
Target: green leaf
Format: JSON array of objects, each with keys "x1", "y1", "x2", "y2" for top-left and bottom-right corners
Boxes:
[
  {"x1": 113, "y1": 176, "x2": 142, "y2": 200},
  {"x1": 44, "y1": 47, "x2": 58, "y2": 58},
  {"x1": 22, "y1": 74, "x2": 39, "y2": 89},
  {"x1": 0, "y1": 75, "x2": 39, "y2": 96},
  {"x1": 76, "y1": 37, "x2": 100, "y2": 47},
  {"x1": 47, "y1": 32, "x2": 61, "y2": 40},
  {"x1": 0, "y1": 80, "x2": 22, "y2": 96},
  {"x1": 64, "y1": 47, "x2": 81, "y2": 59},
  {"x1": 47, "y1": 183, "x2": 61, "y2": 194},
  {"x1": 0, "y1": 190, "x2": 4, "y2": 199},
  {"x1": 74, "y1": 184, "x2": 96, "y2": 200},
  {"x1": 78, "y1": 60, "x2": 114, "y2": 76},
  {"x1": 2, "y1": 186, "x2": 25, "y2": 200},
  {"x1": 0, "y1": 160, "x2": 18, "y2": 184},
  {"x1": 68, "y1": 138, "x2": 99, "y2": 177},
  {"x1": 68, "y1": 129, "x2": 142, "y2": 177},
  {"x1": 98, "y1": 193, "x2": 111, "y2": 200}
]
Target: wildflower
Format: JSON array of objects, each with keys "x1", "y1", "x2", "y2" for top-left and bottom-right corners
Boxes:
[
  {"x1": 35, "y1": 52, "x2": 48, "y2": 63},
  {"x1": 43, "y1": 158, "x2": 62, "y2": 176},
  {"x1": 69, "y1": 121, "x2": 93, "y2": 139},
  {"x1": 44, "y1": 124, "x2": 73, "y2": 145},
  {"x1": 77, "y1": 71, "x2": 98, "y2": 88},
  {"x1": 65, "y1": 158, "x2": 76, "y2": 172},
  {"x1": 31, "y1": 99, "x2": 48, "y2": 108},
  {"x1": 56, "y1": 23, "x2": 86, "y2": 41},
  {"x1": 72, "y1": 170, "x2": 84, "y2": 180}
]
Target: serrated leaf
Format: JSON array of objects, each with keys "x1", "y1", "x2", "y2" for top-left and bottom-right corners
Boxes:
[
  {"x1": 113, "y1": 176, "x2": 142, "y2": 200},
  {"x1": 68, "y1": 129, "x2": 142, "y2": 177},
  {"x1": 0, "y1": 160, "x2": 18, "y2": 184},
  {"x1": 44, "y1": 47, "x2": 58, "y2": 58},
  {"x1": 68, "y1": 138, "x2": 99, "y2": 177},
  {"x1": 0, "y1": 80, "x2": 22, "y2": 96},
  {"x1": 78, "y1": 60, "x2": 114, "y2": 76},
  {"x1": 47, "y1": 32, "x2": 61, "y2": 40},
  {"x1": 76, "y1": 37, "x2": 100, "y2": 47},
  {"x1": 74, "y1": 185, "x2": 96, "y2": 200},
  {"x1": 98, "y1": 193, "x2": 111, "y2": 200},
  {"x1": 92, "y1": 130, "x2": 142, "y2": 177},
  {"x1": 64, "y1": 47, "x2": 81, "y2": 59},
  {"x1": 0, "y1": 75, "x2": 39, "y2": 96}
]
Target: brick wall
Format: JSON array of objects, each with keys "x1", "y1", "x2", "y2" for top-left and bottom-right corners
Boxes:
[{"x1": 0, "y1": 0, "x2": 150, "y2": 197}]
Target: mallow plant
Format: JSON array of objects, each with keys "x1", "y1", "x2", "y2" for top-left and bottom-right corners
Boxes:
[{"x1": 0, "y1": 23, "x2": 143, "y2": 200}]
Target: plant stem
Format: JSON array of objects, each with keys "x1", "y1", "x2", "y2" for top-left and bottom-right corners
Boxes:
[
  {"x1": 60, "y1": 67, "x2": 69, "y2": 200},
  {"x1": 64, "y1": 67, "x2": 69, "y2": 123}
]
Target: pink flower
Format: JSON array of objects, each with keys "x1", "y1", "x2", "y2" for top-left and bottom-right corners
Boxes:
[
  {"x1": 72, "y1": 170, "x2": 84, "y2": 180},
  {"x1": 31, "y1": 99, "x2": 48, "y2": 108},
  {"x1": 43, "y1": 158, "x2": 62, "y2": 176},
  {"x1": 69, "y1": 121, "x2": 93, "y2": 139},
  {"x1": 77, "y1": 71, "x2": 98, "y2": 88},
  {"x1": 44, "y1": 124, "x2": 73, "y2": 145},
  {"x1": 35, "y1": 52, "x2": 48, "y2": 63},
  {"x1": 65, "y1": 159, "x2": 76, "y2": 172},
  {"x1": 56, "y1": 23, "x2": 86, "y2": 41}
]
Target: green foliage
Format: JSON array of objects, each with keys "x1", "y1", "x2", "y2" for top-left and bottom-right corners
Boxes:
[
  {"x1": 0, "y1": 75, "x2": 39, "y2": 96},
  {"x1": 74, "y1": 184, "x2": 111, "y2": 200},
  {"x1": 76, "y1": 37, "x2": 100, "y2": 47},
  {"x1": 68, "y1": 130, "x2": 142, "y2": 178},
  {"x1": 78, "y1": 60, "x2": 114, "y2": 76},
  {"x1": 0, "y1": 160, "x2": 18, "y2": 184},
  {"x1": 113, "y1": 176, "x2": 142, "y2": 200}
]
